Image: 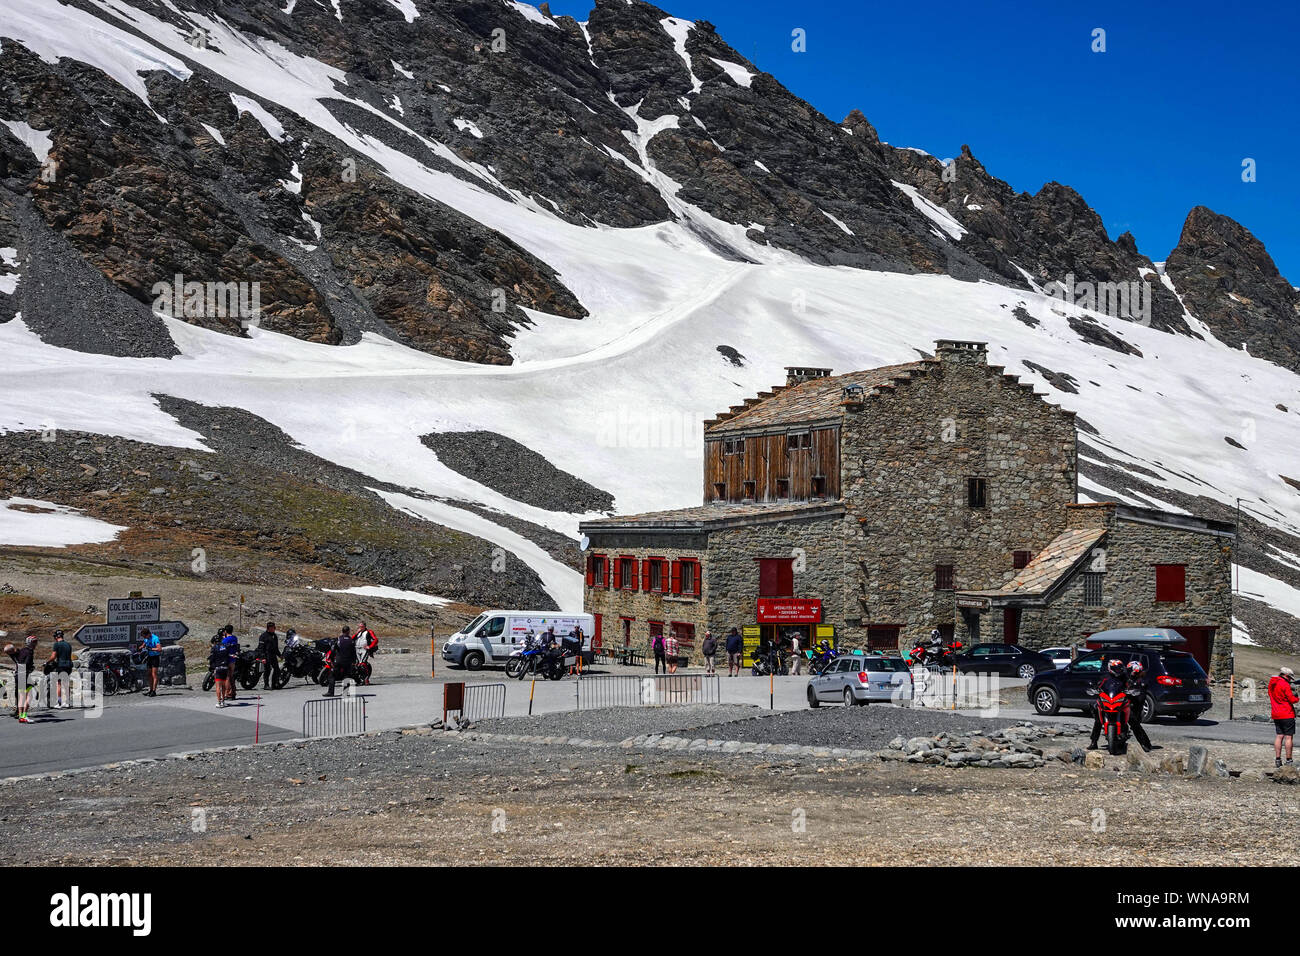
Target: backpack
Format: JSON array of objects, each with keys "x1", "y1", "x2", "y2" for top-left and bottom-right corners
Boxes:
[{"x1": 653, "y1": 635, "x2": 665, "y2": 652}]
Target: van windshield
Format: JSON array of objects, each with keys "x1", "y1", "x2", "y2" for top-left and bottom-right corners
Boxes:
[{"x1": 458, "y1": 614, "x2": 488, "y2": 636}]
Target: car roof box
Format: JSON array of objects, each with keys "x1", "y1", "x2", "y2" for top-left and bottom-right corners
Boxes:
[{"x1": 1089, "y1": 627, "x2": 1186, "y2": 645}]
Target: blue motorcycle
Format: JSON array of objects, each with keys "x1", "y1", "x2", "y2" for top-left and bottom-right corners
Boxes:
[{"x1": 808, "y1": 641, "x2": 838, "y2": 676}]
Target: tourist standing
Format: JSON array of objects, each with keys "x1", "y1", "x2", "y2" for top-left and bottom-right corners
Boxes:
[
  {"x1": 700, "y1": 631, "x2": 717, "y2": 675},
  {"x1": 48, "y1": 630, "x2": 74, "y2": 708},
  {"x1": 209, "y1": 637, "x2": 230, "y2": 707},
  {"x1": 256, "y1": 621, "x2": 281, "y2": 690},
  {"x1": 6, "y1": 635, "x2": 38, "y2": 722},
  {"x1": 664, "y1": 630, "x2": 679, "y2": 674},
  {"x1": 725, "y1": 628, "x2": 743, "y2": 677},
  {"x1": 652, "y1": 631, "x2": 667, "y2": 674},
  {"x1": 1269, "y1": 666, "x2": 1298, "y2": 768},
  {"x1": 325, "y1": 626, "x2": 356, "y2": 697},
  {"x1": 789, "y1": 632, "x2": 803, "y2": 676},
  {"x1": 140, "y1": 627, "x2": 162, "y2": 696}
]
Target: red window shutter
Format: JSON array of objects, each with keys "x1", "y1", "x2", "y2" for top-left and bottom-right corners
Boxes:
[
  {"x1": 612, "y1": 558, "x2": 622, "y2": 589},
  {"x1": 641, "y1": 559, "x2": 650, "y2": 592},
  {"x1": 1155, "y1": 565, "x2": 1186, "y2": 602},
  {"x1": 671, "y1": 560, "x2": 682, "y2": 594},
  {"x1": 585, "y1": 555, "x2": 594, "y2": 587},
  {"x1": 758, "y1": 559, "x2": 778, "y2": 597},
  {"x1": 692, "y1": 561, "x2": 702, "y2": 596},
  {"x1": 602, "y1": 557, "x2": 610, "y2": 589},
  {"x1": 776, "y1": 560, "x2": 794, "y2": 597},
  {"x1": 593, "y1": 614, "x2": 602, "y2": 650}
]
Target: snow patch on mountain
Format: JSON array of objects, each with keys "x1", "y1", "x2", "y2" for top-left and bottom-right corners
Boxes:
[
  {"x1": 660, "y1": 17, "x2": 703, "y2": 94},
  {"x1": 892, "y1": 180, "x2": 967, "y2": 240},
  {"x1": 1, "y1": 0, "x2": 190, "y2": 116},
  {"x1": 708, "y1": 57, "x2": 754, "y2": 87},
  {"x1": 0, "y1": 497, "x2": 126, "y2": 548},
  {"x1": 0, "y1": 119, "x2": 52, "y2": 164}
]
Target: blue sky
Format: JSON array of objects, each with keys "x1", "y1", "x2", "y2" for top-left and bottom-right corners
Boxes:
[{"x1": 543, "y1": 0, "x2": 1299, "y2": 279}]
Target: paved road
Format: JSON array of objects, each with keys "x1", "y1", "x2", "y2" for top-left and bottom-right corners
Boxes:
[{"x1": 0, "y1": 668, "x2": 1273, "y2": 776}]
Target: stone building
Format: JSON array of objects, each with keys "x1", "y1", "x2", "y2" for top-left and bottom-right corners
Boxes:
[{"x1": 580, "y1": 341, "x2": 1233, "y2": 675}]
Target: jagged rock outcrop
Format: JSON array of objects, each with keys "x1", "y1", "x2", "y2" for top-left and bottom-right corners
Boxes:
[{"x1": 1165, "y1": 206, "x2": 1300, "y2": 368}]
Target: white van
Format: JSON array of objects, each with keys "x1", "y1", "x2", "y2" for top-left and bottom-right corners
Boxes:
[{"x1": 441, "y1": 610, "x2": 595, "y2": 670}]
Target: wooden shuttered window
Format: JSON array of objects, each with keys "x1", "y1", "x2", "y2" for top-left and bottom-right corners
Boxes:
[
  {"x1": 670, "y1": 560, "x2": 682, "y2": 594},
  {"x1": 1155, "y1": 564, "x2": 1186, "y2": 602}
]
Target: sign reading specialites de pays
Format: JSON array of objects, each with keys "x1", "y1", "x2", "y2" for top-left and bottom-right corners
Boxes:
[{"x1": 756, "y1": 598, "x2": 823, "y2": 624}]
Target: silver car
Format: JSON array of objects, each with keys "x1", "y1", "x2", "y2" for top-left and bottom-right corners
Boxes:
[
  {"x1": 807, "y1": 656, "x2": 914, "y2": 707},
  {"x1": 1041, "y1": 646, "x2": 1075, "y2": 669}
]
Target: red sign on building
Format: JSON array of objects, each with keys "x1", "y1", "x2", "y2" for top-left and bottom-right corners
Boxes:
[{"x1": 756, "y1": 598, "x2": 823, "y2": 624}]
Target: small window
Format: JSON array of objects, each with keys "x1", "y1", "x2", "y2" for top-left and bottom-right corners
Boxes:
[
  {"x1": 742, "y1": 480, "x2": 756, "y2": 499},
  {"x1": 723, "y1": 438, "x2": 745, "y2": 458},
  {"x1": 1082, "y1": 572, "x2": 1103, "y2": 606},
  {"x1": 775, "y1": 478, "x2": 790, "y2": 499},
  {"x1": 787, "y1": 431, "x2": 811, "y2": 450},
  {"x1": 1012, "y1": 550, "x2": 1033, "y2": 570},
  {"x1": 935, "y1": 564, "x2": 954, "y2": 591},
  {"x1": 713, "y1": 482, "x2": 726, "y2": 499},
  {"x1": 649, "y1": 560, "x2": 664, "y2": 592},
  {"x1": 1155, "y1": 564, "x2": 1186, "y2": 602},
  {"x1": 617, "y1": 556, "x2": 638, "y2": 591},
  {"x1": 587, "y1": 554, "x2": 607, "y2": 588},
  {"x1": 967, "y1": 477, "x2": 987, "y2": 509},
  {"x1": 811, "y1": 475, "x2": 827, "y2": 497},
  {"x1": 679, "y1": 560, "x2": 698, "y2": 596}
]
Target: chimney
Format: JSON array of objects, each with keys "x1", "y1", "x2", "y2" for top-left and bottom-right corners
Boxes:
[
  {"x1": 785, "y1": 366, "x2": 832, "y2": 386},
  {"x1": 933, "y1": 340, "x2": 988, "y2": 365}
]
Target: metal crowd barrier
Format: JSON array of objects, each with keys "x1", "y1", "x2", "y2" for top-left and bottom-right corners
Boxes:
[
  {"x1": 576, "y1": 674, "x2": 721, "y2": 710},
  {"x1": 443, "y1": 681, "x2": 507, "y2": 722},
  {"x1": 302, "y1": 693, "x2": 372, "y2": 738}
]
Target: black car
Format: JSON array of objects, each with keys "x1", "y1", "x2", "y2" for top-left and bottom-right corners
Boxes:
[
  {"x1": 1028, "y1": 645, "x2": 1211, "y2": 722},
  {"x1": 952, "y1": 643, "x2": 1056, "y2": 680}
]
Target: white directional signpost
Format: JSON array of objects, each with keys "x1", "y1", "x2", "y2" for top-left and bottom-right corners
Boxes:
[{"x1": 73, "y1": 595, "x2": 187, "y2": 648}]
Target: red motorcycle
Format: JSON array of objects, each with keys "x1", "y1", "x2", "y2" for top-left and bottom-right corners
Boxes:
[
  {"x1": 908, "y1": 640, "x2": 963, "y2": 668},
  {"x1": 1097, "y1": 685, "x2": 1130, "y2": 755}
]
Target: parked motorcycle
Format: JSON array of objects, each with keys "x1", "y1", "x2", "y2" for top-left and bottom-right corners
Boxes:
[
  {"x1": 807, "y1": 641, "x2": 838, "y2": 676},
  {"x1": 908, "y1": 640, "x2": 963, "y2": 669},
  {"x1": 506, "y1": 638, "x2": 546, "y2": 680},
  {"x1": 315, "y1": 640, "x2": 373, "y2": 687},
  {"x1": 280, "y1": 636, "x2": 325, "y2": 684},
  {"x1": 1097, "y1": 684, "x2": 1130, "y2": 756},
  {"x1": 751, "y1": 647, "x2": 787, "y2": 677}
]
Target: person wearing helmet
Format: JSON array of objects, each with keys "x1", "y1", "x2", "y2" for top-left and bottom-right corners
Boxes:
[
  {"x1": 1124, "y1": 660, "x2": 1154, "y2": 752},
  {"x1": 1087, "y1": 659, "x2": 1130, "y2": 750}
]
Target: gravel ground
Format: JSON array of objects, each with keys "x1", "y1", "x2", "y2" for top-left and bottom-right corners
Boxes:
[
  {"x1": 477, "y1": 704, "x2": 1085, "y2": 751},
  {"x1": 476, "y1": 704, "x2": 765, "y2": 740},
  {"x1": 2, "y1": 726, "x2": 1294, "y2": 866},
  {"x1": 683, "y1": 706, "x2": 1086, "y2": 750}
]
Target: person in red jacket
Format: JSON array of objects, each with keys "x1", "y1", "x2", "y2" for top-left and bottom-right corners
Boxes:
[{"x1": 1268, "y1": 666, "x2": 1298, "y2": 768}]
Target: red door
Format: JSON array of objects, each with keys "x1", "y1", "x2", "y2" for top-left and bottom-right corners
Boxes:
[
  {"x1": 1172, "y1": 626, "x2": 1214, "y2": 672},
  {"x1": 1002, "y1": 609, "x2": 1021, "y2": 645}
]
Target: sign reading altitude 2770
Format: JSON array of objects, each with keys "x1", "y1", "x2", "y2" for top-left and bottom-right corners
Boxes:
[{"x1": 106, "y1": 596, "x2": 162, "y2": 624}]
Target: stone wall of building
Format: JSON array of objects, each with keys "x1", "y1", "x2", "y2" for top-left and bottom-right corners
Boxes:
[
  {"x1": 583, "y1": 542, "x2": 710, "y2": 658},
  {"x1": 842, "y1": 342, "x2": 1078, "y2": 647},
  {"x1": 1016, "y1": 508, "x2": 1234, "y2": 676},
  {"x1": 705, "y1": 510, "x2": 859, "y2": 646}
]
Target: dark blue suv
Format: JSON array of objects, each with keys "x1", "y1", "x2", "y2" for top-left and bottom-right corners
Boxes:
[{"x1": 1028, "y1": 645, "x2": 1211, "y2": 722}]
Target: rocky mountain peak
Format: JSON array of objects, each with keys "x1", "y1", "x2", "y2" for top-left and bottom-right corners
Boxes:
[{"x1": 1165, "y1": 206, "x2": 1299, "y2": 366}]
